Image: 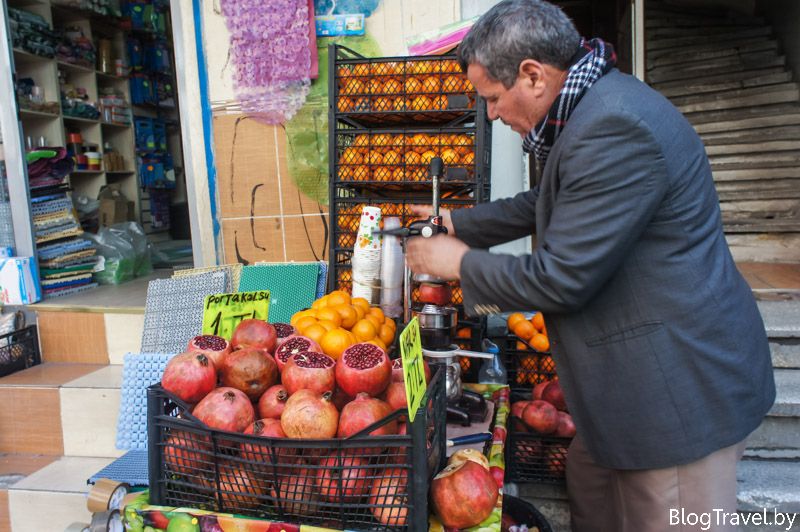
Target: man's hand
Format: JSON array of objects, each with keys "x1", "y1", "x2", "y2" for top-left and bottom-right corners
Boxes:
[
  {"x1": 409, "y1": 205, "x2": 455, "y2": 235},
  {"x1": 406, "y1": 234, "x2": 469, "y2": 281}
]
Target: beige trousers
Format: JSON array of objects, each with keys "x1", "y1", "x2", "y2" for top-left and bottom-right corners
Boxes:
[{"x1": 566, "y1": 436, "x2": 747, "y2": 532}]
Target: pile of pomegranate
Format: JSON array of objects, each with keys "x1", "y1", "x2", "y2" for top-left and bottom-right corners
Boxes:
[{"x1": 160, "y1": 316, "x2": 429, "y2": 526}]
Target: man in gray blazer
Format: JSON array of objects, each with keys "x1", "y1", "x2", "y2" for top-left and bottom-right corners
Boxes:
[{"x1": 406, "y1": 1, "x2": 775, "y2": 530}]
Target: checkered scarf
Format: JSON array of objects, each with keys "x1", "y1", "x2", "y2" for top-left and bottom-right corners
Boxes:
[{"x1": 522, "y1": 38, "x2": 616, "y2": 163}]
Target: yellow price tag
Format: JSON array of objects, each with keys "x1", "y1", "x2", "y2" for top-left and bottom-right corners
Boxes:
[
  {"x1": 399, "y1": 317, "x2": 427, "y2": 422},
  {"x1": 201, "y1": 291, "x2": 271, "y2": 340}
]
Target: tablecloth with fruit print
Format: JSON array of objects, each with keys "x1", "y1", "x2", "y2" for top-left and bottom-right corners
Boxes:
[{"x1": 122, "y1": 384, "x2": 510, "y2": 532}]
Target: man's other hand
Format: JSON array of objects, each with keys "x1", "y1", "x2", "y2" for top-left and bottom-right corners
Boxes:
[
  {"x1": 406, "y1": 234, "x2": 468, "y2": 281},
  {"x1": 409, "y1": 205, "x2": 455, "y2": 235}
]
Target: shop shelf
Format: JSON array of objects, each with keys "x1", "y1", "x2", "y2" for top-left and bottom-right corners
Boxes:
[{"x1": 148, "y1": 370, "x2": 447, "y2": 531}]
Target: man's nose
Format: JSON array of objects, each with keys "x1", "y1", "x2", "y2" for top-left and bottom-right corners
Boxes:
[{"x1": 486, "y1": 102, "x2": 499, "y2": 121}]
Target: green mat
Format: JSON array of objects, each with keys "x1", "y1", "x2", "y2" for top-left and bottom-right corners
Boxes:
[{"x1": 238, "y1": 263, "x2": 320, "y2": 324}]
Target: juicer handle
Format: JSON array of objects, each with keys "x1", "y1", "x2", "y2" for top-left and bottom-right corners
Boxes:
[
  {"x1": 447, "y1": 432, "x2": 493, "y2": 446},
  {"x1": 447, "y1": 348, "x2": 494, "y2": 360}
]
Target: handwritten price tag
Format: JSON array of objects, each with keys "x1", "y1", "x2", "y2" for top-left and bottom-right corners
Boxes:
[
  {"x1": 399, "y1": 318, "x2": 427, "y2": 422},
  {"x1": 201, "y1": 291, "x2": 271, "y2": 340}
]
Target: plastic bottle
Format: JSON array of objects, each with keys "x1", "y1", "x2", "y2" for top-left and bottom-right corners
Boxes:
[{"x1": 478, "y1": 338, "x2": 507, "y2": 384}]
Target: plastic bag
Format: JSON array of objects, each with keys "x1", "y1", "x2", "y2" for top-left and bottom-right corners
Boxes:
[{"x1": 83, "y1": 222, "x2": 152, "y2": 284}]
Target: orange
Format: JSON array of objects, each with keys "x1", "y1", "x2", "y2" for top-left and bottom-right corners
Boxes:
[
  {"x1": 441, "y1": 60, "x2": 460, "y2": 73},
  {"x1": 422, "y1": 76, "x2": 441, "y2": 93},
  {"x1": 513, "y1": 320, "x2": 537, "y2": 341},
  {"x1": 507, "y1": 312, "x2": 526, "y2": 330},
  {"x1": 337, "y1": 65, "x2": 353, "y2": 78},
  {"x1": 294, "y1": 316, "x2": 318, "y2": 334},
  {"x1": 411, "y1": 95, "x2": 432, "y2": 111},
  {"x1": 317, "y1": 319, "x2": 339, "y2": 332},
  {"x1": 383, "y1": 150, "x2": 401, "y2": 165},
  {"x1": 342, "y1": 78, "x2": 365, "y2": 95},
  {"x1": 366, "y1": 338, "x2": 387, "y2": 351},
  {"x1": 383, "y1": 78, "x2": 403, "y2": 94},
  {"x1": 353, "y1": 134, "x2": 370, "y2": 148},
  {"x1": 531, "y1": 333, "x2": 550, "y2": 352},
  {"x1": 442, "y1": 74, "x2": 465, "y2": 92},
  {"x1": 333, "y1": 304, "x2": 358, "y2": 329},
  {"x1": 337, "y1": 165, "x2": 354, "y2": 181},
  {"x1": 541, "y1": 354, "x2": 556, "y2": 374},
  {"x1": 392, "y1": 167, "x2": 406, "y2": 181},
  {"x1": 409, "y1": 60, "x2": 434, "y2": 74},
  {"x1": 327, "y1": 290, "x2": 351, "y2": 307},
  {"x1": 431, "y1": 95, "x2": 448, "y2": 110},
  {"x1": 383, "y1": 61, "x2": 404, "y2": 75},
  {"x1": 364, "y1": 313, "x2": 383, "y2": 331},
  {"x1": 420, "y1": 150, "x2": 437, "y2": 165},
  {"x1": 453, "y1": 134, "x2": 473, "y2": 155},
  {"x1": 441, "y1": 148, "x2": 459, "y2": 165},
  {"x1": 352, "y1": 63, "x2": 369, "y2": 76},
  {"x1": 368, "y1": 77, "x2": 383, "y2": 95},
  {"x1": 353, "y1": 96, "x2": 370, "y2": 111},
  {"x1": 461, "y1": 152, "x2": 475, "y2": 166},
  {"x1": 373, "y1": 167, "x2": 393, "y2": 181},
  {"x1": 531, "y1": 312, "x2": 545, "y2": 331},
  {"x1": 351, "y1": 296, "x2": 370, "y2": 314},
  {"x1": 383, "y1": 317, "x2": 396, "y2": 331},
  {"x1": 392, "y1": 97, "x2": 407, "y2": 111},
  {"x1": 378, "y1": 323, "x2": 395, "y2": 346},
  {"x1": 320, "y1": 328, "x2": 356, "y2": 360},
  {"x1": 405, "y1": 77, "x2": 423, "y2": 94},
  {"x1": 341, "y1": 147, "x2": 363, "y2": 165},
  {"x1": 315, "y1": 307, "x2": 342, "y2": 327},
  {"x1": 368, "y1": 306, "x2": 385, "y2": 322},
  {"x1": 367, "y1": 151, "x2": 383, "y2": 165},
  {"x1": 353, "y1": 165, "x2": 370, "y2": 181},
  {"x1": 372, "y1": 133, "x2": 392, "y2": 147},
  {"x1": 311, "y1": 295, "x2": 329, "y2": 309},
  {"x1": 456, "y1": 327, "x2": 471, "y2": 339},
  {"x1": 516, "y1": 340, "x2": 529, "y2": 351},
  {"x1": 464, "y1": 79, "x2": 474, "y2": 91},
  {"x1": 409, "y1": 134, "x2": 429, "y2": 150},
  {"x1": 303, "y1": 323, "x2": 327, "y2": 345},
  {"x1": 372, "y1": 96, "x2": 392, "y2": 111},
  {"x1": 352, "y1": 319, "x2": 378, "y2": 341},
  {"x1": 404, "y1": 151, "x2": 422, "y2": 165},
  {"x1": 337, "y1": 97, "x2": 354, "y2": 112},
  {"x1": 290, "y1": 309, "x2": 316, "y2": 326}
]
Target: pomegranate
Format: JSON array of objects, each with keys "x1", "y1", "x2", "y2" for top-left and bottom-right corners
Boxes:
[
  {"x1": 271, "y1": 472, "x2": 318, "y2": 516},
  {"x1": 218, "y1": 464, "x2": 264, "y2": 510},
  {"x1": 336, "y1": 343, "x2": 392, "y2": 397},
  {"x1": 192, "y1": 387, "x2": 255, "y2": 433},
  {"x1": 280, "y1": 389, "x2": 339, "y2": 439},
  {"x1": 218, "y1": 347, "x2": 278, "y2": 401},
  {"x1": 545, "y1": 443, "x2": 567, "y2": 474},
  {"x1": 230, "y1": 319, "x2": 277, "y2": 353},
  {"x1": 337, "y1": 393, "x2": 396, "y2": 438},
  {"x1": 383, "y1": 381, "x2": 407, "y2": 414},
  {"x1": 391, "y1": 357, "x2": 431, "y2": 384},
  {"x1": 241, "y1": 418, "x2": 295, "y2": 463},
  {"x1": 186, "y1": 335, "x2": 231, "y2": 368},
  {"x1": 315, "y1": 455, "x2": 372, "y2": 502},
  {"x1": 431, "y1": 460, "x2": 499, "y2": 529},
  {"x1": 331, "y1": 387, "x2": 354, "y2": 411},
  {"x1": 542, "y1": 380, "x2": 568, "y2": 411},
  {"x1": 555, "y1": 411, "x2": 577, "y2": 438},
  {"x1": 418, "y1": 282, "x2": 451, "y2": 305},
  {"x1": 161, "y1": 352, "x2": 217, "y2": 404},
  {"x1": 257, "y1": 384, "x2": 289, "y2": 419},
  {"x1": 281, "y1": 352, "x2": 336, "y2": 396},
  {"x1": 448, "y1": 448, "x2": 489, "y2": 470},
  {"x1": 369, "y1": 468, "x2": 408, "y2": 527},
  {"x1": 511, "y1": 400, "x2": 531, "y2": 419},
  {"x1": 490, "y1": 465, "x2": 505, "y2": 489},
  {"x1": 163, "y1": 431, "x2": 210, "y2": 477},
  {"x1": 273, "y1": 322, "x2": 296, "y2": 347},
  {"x1": 522, "y1": 400, "x2": 559, "y2": 434},
  {"x1": 274, "y1": 335, "x2": 323, "y2": 372},
  {"x1": 532, "y1": 380, "x2": 551, "y2": 401}
]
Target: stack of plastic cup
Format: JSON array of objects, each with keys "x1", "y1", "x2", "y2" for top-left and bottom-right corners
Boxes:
[
  {"x1": 380, "y1": 217, "x2": 404, "y2": 318},
  {"x1": 351, "y1": 206, "x2": 382, "y2": 304}
]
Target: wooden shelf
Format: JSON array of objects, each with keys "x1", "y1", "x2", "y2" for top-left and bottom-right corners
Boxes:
[
  {"x1": 56, "y1": 60, "x2": 94, "y2": 74},
  {"x1": 13, "y1": 48, "x2": 54, "y2": 64},
  {"x1": 19, "y1": 108, "x2": 61, "y2": 119},
  {"x1": 63, "y1": 115, "x2": 99, "y2": 124},
  {"x1": 70, "y1": 170, "x2": 104, "y2": 175},
  {"x1": 95, "y1": 70, "x2": 127, "y2": 82},
  {"x1": 105, "y1": 170, "x2": 135, "y2": 176},
  {"x1": 100, "y1": 121, "x2": 132, "y2": 129}
]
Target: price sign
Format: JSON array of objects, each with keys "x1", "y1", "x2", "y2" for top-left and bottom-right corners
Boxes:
[
  {"x1": 399, "y1": 317, "x2": 427, "y2": 422},
  {"x1": 201, "y1": 291, "x2": 271, "y2": 340}
]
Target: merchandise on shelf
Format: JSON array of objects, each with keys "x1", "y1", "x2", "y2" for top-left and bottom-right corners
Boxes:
[
  {"x1": 8, "y1": 8, "x2": 59, "y2": 58},
  {"x1": 15, "y1": 78, "x2": 60, "y2": 115},
  {"x1": 56, "y1": 25, "x2": 96, "y2": 68},
  {"x1": 99, "y1": 88, "x2": 132, "y2": 125}
]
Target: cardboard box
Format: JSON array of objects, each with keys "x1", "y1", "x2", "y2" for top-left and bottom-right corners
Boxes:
[
  {"x1": 0, "y1": 257, "x2": 42, "y2": 305},
  {"x1": 98, "y1": 185, "x2": 135, "y2": 227}
]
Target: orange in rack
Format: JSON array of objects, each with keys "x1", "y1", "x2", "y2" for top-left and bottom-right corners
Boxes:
[
  {"x1": 383, "y1": 150, "x2": 401, "y2": 165},
  {"x1": 367, "y1": 151, "x2": 384, "y2": 165},
  {"x1": 337, "y1": 97, "x2": 354, "y2": 112},
  {"x1": 441, "y1": 59, "x2": 461, "y2": 73},
  {"x1": 507, "y1": 312, "x2": 527, "y2": 330},
  {"x1": 352, "y1": 63, "x2": 369, "y2": 76},
  {"x1": 338, "y1": 166, "x2": 354, "y2": 180},
  {"x1": 443, "y1": 74, "x2": 465, "y2": 92},
  {"x1": 374, "y1": 167, "x2": 393, "y2": 181},
  {"x1": 441, "y1": 148, "x2": 459, "y2": 165},
  {"x1": 461, "y1": 152, "x2": 475, "y2": 165},
  {"x1": 353, "y1": 134, "x2": 370, "y2": 148},
  {"x1": 420, "y1": 150, "x2": 437, "y2": 164},
  {"x1": 405, "y1": 77, "x2": 423, "y2": 93},
  {"x1": 432, "y1": 95, "x2": 448, "y2": 110},
  {"x1": 342, "y1": 78, "x2": 365, "y2": 95},
  {"x1": 392, "y1": 97, "x2": 407, "y2": 111},
  {"x1": 532, "y1": 312, "x2": 545, "y2": 331},
  {"x1": 341, "y1": 147, "x2": 363, "y2": 165},
  {"x1": 368, "y1": 78, "x2": 383, "y2": 95},
  {"x1": 383, "y1": 78, "x2": 403, "y2": 94},
  {"x1": 411, "y1": 95, "x2": 432, "y2": 110},
  {"x1": 392, "y1": 167, "x2": 407, "y2": 181},
  {"x1": 422, "y1": 76, "x2": 441, "y2": 93},
  {"x1": 513, "y1": 320, "x2": 537, "y2": 341},
  {"x1": 372, "y1": 133, "x2": 392, "y2": 148},
  {"x1": 531, "y1": 333, "x2": 550, "y2": 352}
]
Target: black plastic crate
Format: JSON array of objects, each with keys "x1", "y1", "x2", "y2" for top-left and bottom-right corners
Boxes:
[
  {"x1": 492, "y1": 334, "x2": 556, "y2": 395},
  {"x1": 330, "y1": 45, "x2": 480, "y2": 128},
  {"x1": 0, "y1": 325, "x2": 40, "y2": 378},
  {"x1": 148, "y1": 370, "x2": 446, "y2": 531},
  {"x1": 506, "y1": 390, "x2": 571, "y2": 485}
]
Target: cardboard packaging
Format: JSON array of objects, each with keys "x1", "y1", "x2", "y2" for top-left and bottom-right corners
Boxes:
[
  {"x1": 98, "y1": 185, "x2": 135, "y2": 227},
  {"x1": 0, "y1": 257, "x2": 42, "y2": 305}
]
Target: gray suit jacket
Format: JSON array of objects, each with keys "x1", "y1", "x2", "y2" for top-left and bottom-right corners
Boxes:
[{"x1": 454, "y1": 69, "x2": 775, "y2": 469}]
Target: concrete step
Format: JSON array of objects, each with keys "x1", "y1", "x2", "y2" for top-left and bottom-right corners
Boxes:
[
  {"x1": 690, "y1": 104, "x2": 800, "y2": 130},
  {"x1": 702, "y1": 125, "x2": 800, "y2": 145},
  {"x1": 675, "y1": 83, "x2": 800, "y2": 114},
  {"x1": 5, "y1": 456, "x2": 115, "y2": 531},
  {"x1": 657, "y1": 70, "x2": 792, "y2": 99},
  {"x1": 647, "y1": 24, "x2": 772, "y2": 41},
  {"x1": 648, "y1": 35, "x2": 776, "y2": 61},
  {"x1": 653, "y1": 65, "x2": 787, "y2": 91},
  {"x1": 747, "y1": 369, "x2": 800, "y2": 450},
  {"x1": 647, "y1": 53, "x2": 786, "y2": 84},
  {"x1": 714, "y1": 167, "x2": 800, "y2": 183},
  {"x1": 646, "y1": 15, "x2": 765, "y2": 30},
  {"x1": 0, "y1": 363, "x2": 124, "y2": 458},
  {"x1": 709, "y1": 150, "x2": 800, "y2": 170},
  {"x1": 723, "y1": 219, "x2": 800, "y2": 233},
  {"x1": 717, "y1": 179, "x2": 800, "y2": 201},
  {"x1": 647, "y1": 26, "x2": 774, "y2": 52},
  {"x1": 647, "y1": 39, "x2": 778, "y2": 69}
]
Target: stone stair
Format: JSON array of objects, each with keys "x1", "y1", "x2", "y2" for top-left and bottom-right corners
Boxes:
[
  {"x1": 646, "y1": 1, "x2": 800, "y2": 252},
  {"x1": 514, "y1": 295, "x2": 800, "y2": 532}
]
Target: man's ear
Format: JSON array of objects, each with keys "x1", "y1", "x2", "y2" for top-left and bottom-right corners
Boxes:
[{"x1": 519, "y1": 59, "x2": 547, "y2": 94}]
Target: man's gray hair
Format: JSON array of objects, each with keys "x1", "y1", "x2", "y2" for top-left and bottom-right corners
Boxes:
[{"x1": 458, "y1": 0, "x2": 580, "y2": 88}]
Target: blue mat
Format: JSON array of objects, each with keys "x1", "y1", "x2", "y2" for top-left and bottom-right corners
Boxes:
[
  {"x1": 239, "y1": 263, "x2": 319, "y2": 324},
  {"x1": 89, "y1": 450, "x2": 149, "y2": 487},
  {"x1": 116, "y1": 352, "x2": 174, "y2": 451}
]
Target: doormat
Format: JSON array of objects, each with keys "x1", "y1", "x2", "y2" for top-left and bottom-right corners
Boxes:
[{"x1": 239, "y1": 263, "x2": 319, "y2": 324}]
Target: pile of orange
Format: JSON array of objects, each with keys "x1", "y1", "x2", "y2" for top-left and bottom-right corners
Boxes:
[
  {"x1": 507, "y1": 312, "x2": 549, "y2": 353},
  {"x1": 290, "y1": 290, "x2": 396, "y2": 360},
  {"x1": 337, "y1": 132, "x2": 475, "y2": 183}
]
